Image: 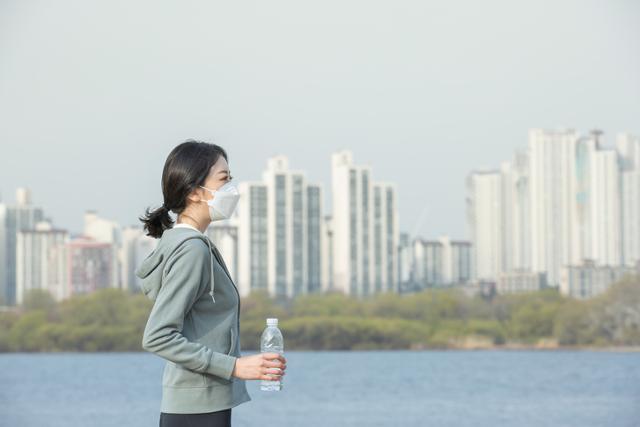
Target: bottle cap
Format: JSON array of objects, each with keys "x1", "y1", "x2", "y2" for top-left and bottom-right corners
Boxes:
[{"x1": 266, "y1": 318, "x2": 278, "y2": 326}]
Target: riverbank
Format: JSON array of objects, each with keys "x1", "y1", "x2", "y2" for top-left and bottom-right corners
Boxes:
[{"x1": 3, "y1": 282, "x2": 638, "y2": 353}]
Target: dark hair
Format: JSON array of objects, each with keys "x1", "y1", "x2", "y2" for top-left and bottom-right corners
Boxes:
[{"x1": 139, "y1": 139, "x2": 228, "y2": 238}]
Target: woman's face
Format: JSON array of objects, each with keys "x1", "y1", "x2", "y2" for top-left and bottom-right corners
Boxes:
[{"x1": 185, "y1": 156, "x2": 233, "y2": 221}]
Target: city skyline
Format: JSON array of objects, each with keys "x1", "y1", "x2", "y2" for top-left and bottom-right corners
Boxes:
[
  {"x1": 467, "y1": 129, "x2": 640, "y2": 298},
  {"x1": 5, "y1": 127, "x2": 638, "y2": 306}
]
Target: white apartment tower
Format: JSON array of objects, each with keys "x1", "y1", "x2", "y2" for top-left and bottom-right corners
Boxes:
[
  {"x1": 372, "y1": 182, "x2": 399, "y2": 293},
  {"x1": 0, "y1": 188, "x2": 45, "y2": 306},
  {"x1": 500, "y1": 150, "x2": 531, "y2": 272},
  {"x1": 15, "y1": 221, "x2": 69, "y2": 304},
  {"x1": 468, "y1": 150, "x2": 531, "y2": 282},
  {"x1": 529, "y1": 129, "x2": 582, "y2": 286},
  {"x1": 331, "y1": 150, "x2": 398, "y2": 297},
  {"x1": 236, "y1": 182, "x2": 269, "y2": 298},
  {"x1": 261, "y1": 156, "x2": 324, "y2": 298},
  {"x1": 445, "y1": 238, "x2": 472, "y2": 284},
  {"x1": 466, "y1": 170, "x2": 503, "y2": 281},
  {"x1": 589, "y1": 147, "x2": 622, "y2": 265},
  {"x1": 529, "y1": 129, "x2": 623, "y2": 284},
  {"x1": 413, "y1": 239, "x2": 443, "y2": 286},
  {"x1": 411, "y1": 236, "x2": 471, "y2": 287}
]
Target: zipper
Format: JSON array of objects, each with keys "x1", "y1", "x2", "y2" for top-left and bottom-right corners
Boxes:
[{"x1": 210, "y1": 241, "x2": 242, "y2": 344}]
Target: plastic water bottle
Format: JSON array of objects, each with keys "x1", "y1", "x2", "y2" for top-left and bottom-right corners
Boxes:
[{"x1": 260, "y1": 317, "x2": 284, "y2": 391}]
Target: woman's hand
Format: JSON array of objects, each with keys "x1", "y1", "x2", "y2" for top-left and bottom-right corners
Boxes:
[{"x1": 231, "y1": 352, "x2": 287, "y2": 381}]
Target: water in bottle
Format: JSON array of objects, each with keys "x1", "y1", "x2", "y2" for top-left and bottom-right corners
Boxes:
[{"x1": 260, "y1": 317, "x2": 284, "y2": 391}]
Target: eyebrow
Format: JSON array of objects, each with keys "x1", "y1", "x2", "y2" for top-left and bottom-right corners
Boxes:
[{"x1": 217, "y1": 170, "x2": 230, "y2": 175}]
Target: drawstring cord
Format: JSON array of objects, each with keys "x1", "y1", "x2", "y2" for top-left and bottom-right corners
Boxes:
[{"x1": 204, "y1": 237, "x2": 216, "y2": 303}]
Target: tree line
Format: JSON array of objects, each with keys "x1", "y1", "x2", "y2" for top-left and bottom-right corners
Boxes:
[{"x1": 1, "y1": 276, "x2": 638, "y2": 352}]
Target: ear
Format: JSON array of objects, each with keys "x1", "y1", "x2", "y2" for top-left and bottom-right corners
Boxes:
[{"x1": 187, "y1": 187, "x2": 205, "y2": 203}]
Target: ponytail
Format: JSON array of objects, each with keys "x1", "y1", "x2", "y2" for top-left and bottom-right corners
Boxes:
[{"x1": 139, "y1": 204, "x2": 174, "y2": 238}]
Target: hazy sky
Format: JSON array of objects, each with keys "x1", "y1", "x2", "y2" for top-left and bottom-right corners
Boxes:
[{"x1": 1, "y1": 0, "x2": 638, "y2": 239}]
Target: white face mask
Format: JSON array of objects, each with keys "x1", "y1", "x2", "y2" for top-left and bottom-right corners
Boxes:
[{"x1": 199, "y1": 181, "x2": 240, "y2": 221}]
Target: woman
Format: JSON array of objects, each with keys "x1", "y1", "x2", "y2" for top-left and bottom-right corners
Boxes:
[{"x1": 135, "y1": 140, "x2": 286, "y2": 427}]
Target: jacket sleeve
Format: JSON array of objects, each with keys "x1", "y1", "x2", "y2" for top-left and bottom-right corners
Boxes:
[{"x1": 141, "y1": 239, "x2": 237, "y2": 381}]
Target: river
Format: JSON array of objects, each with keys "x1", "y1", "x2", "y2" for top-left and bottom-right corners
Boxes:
[{"x1": 0, "y1": 350, "x2": 638, "y2": 426}]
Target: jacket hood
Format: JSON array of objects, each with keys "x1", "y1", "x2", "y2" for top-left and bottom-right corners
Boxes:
[{"x1": 135, "y1": 227, "x2": 219, "y2": 303}]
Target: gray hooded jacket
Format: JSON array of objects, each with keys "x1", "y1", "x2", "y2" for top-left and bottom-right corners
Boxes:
[{"x1": 136, "y1": 226, "x2": 251, "y2": 414}]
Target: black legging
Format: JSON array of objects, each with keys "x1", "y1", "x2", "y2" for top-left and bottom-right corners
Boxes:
[{"x1": 159, "y1": 409, "x2": 231, "y2": 427}]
